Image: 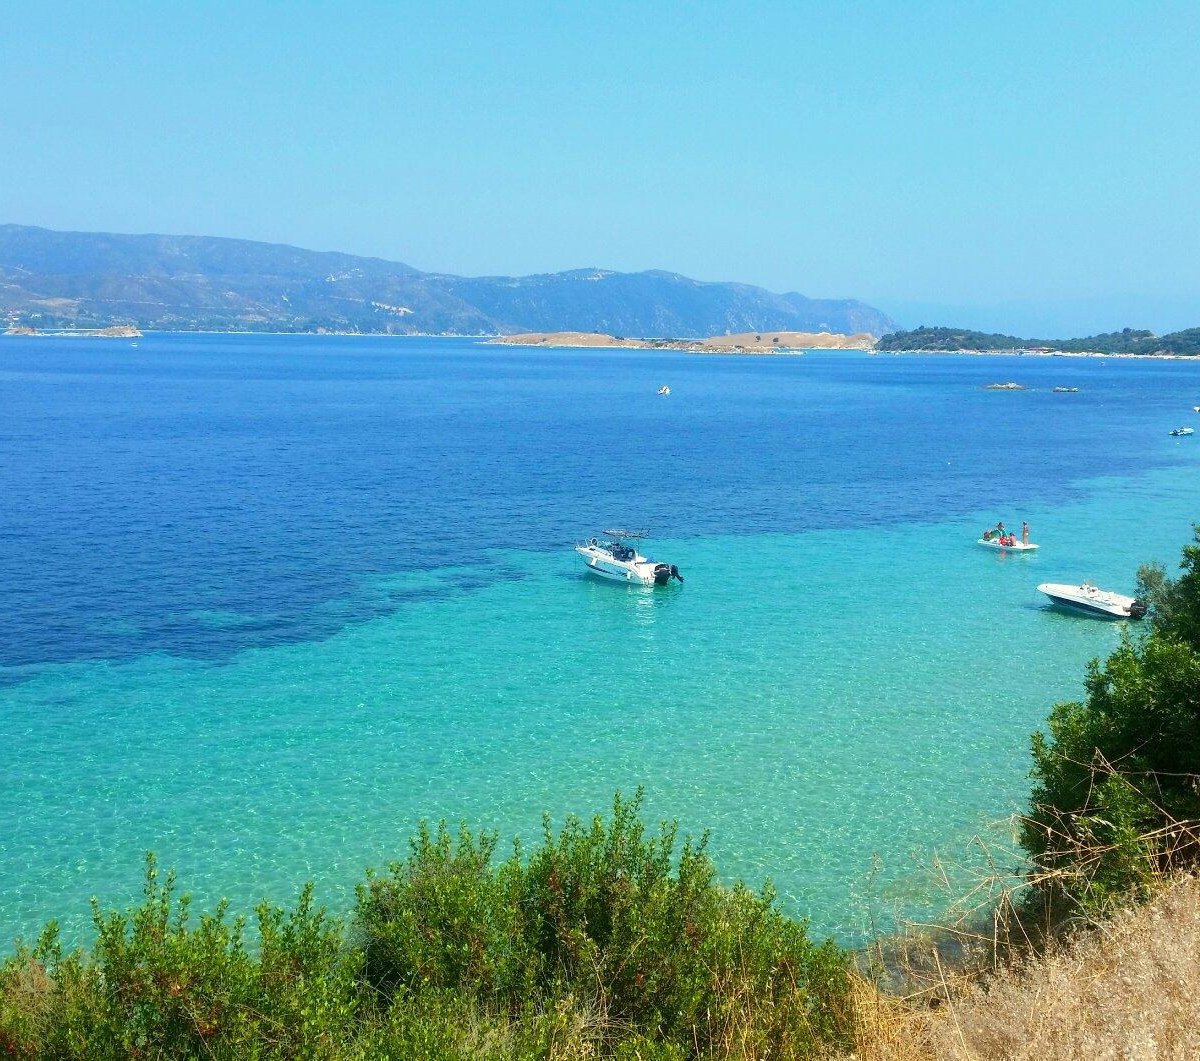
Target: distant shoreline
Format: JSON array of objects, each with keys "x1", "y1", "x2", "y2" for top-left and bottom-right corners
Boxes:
[
  {"x1": 877, "y1": 348, "x2": 1197, "y2": 361},
  {"x1": 486, "y1": 329, "x2": 876, "y2": 353},
  {"x1": 5, "y1": 324, "x2": 142, "y2": 339},
  {"x1": 3, "y1": 329, "x2": 1197, "y2": 360}
]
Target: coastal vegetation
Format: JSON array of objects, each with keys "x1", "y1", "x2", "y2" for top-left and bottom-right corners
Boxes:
[
  {"x1": 4, "y1": 528, "x2": 1200, "y2": 1057},
  {"x1": 0, "y1": 793, "x2": 853, "y2": 1059},
  {"x1": 1019, "y1": 526, "x2": 1200, "y2": 916},
  {"x1": 876, "y1": 325, "x2": 1200, "y2": 356}
]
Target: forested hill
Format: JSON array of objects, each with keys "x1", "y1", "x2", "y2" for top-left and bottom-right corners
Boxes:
[
  {"x1": 876, "y1": 325, "x2": 1200, "y2": 356},
  {"x1": 0, "y1": 224, "x2": 895, "y2": 338}
]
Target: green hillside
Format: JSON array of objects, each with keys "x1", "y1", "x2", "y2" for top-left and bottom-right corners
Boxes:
[{"x1": 877, "y1": 325, "x2": 1200, "y2": 355}]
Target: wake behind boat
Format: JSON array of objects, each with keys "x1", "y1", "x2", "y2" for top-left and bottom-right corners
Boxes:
[
  {"x1": 1038, "y1": 582, "x2": 1147, "y2": 619},
  {"x1": 576, "y1": 530, "x2": 683, "y2": 586}
]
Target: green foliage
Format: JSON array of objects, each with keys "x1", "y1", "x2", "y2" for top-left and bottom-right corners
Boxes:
[
  {"x1": 0, "y1": 854, "x2": 359, "y2": 1058},
  {"x1": 1150, "y1": 327, "x2": 1200, "y2": 356},
  {"x1": 877, "y1": 324, "x2": 1200, "y2": 355},
  {"x1": 1042, "y1": 327, "x2": 1155, "y2": 354},
  {"x1": 0, "y1": 796, "x2": 853, "y2": 1059},
  {"x1": 356, "y1": 790, "x2": 852, "y2": 1057},
  {"x1": 875, "y1": 326, "x2": 1037, "y2": 351},
  {"x1": 1022, "y1": 526, "x2": 1200, "y2": 914}
]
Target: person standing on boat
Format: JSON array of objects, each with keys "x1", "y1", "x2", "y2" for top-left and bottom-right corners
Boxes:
[{"x1": 1022, "y1": 521, "x2": 1030, "y2": 545}]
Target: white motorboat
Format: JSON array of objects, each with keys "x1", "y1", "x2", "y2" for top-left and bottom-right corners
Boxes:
[
  {"x1": 1038, "y1": 582, "x2": 1147, "y2": 619},
  {"x1": 977, "y1": 536, "x2": 1039, "y2": 552},
  {"x1": 1170, "y1": 426, "x2": 1194, "y2": 437},
  {"x1": 576, "y1": 530, "x2": 683, "y2": 586},
  {"x1": 658, "y1": 385, "x2": 671, "y2": 396}
]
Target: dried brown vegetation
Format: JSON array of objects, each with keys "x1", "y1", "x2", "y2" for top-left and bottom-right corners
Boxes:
[{"x1": 850, "y1": 875, "x2": 1200, "y2": 1060}]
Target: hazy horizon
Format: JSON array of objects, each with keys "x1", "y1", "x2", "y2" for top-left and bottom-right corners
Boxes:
[{"x1": 4, "y1": 2, "x2": 1197, "y2": 336}]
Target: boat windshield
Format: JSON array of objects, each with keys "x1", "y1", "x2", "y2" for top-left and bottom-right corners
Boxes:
[{"x1": 603, "y1": 541, "x2": 637, "y2": 561}]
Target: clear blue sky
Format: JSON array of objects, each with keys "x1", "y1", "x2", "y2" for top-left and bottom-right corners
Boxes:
[{"x1": 3, "y1": 1, "x2": 1198, "y2": 334}]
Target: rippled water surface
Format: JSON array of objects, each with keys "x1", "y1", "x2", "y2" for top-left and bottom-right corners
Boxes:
[{"x1": 2, "y1": 334, "x2": 1198, "y2": 944}]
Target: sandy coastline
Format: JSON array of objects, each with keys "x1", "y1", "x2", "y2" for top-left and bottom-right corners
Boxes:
[{"x1": 487, "y1": 330, "x2": 876, "y2": 353}]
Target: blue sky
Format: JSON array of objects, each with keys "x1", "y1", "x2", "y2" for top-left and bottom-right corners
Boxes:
[{"x1": 2, "y1": 1, "x2": 1198, "y2": 334}]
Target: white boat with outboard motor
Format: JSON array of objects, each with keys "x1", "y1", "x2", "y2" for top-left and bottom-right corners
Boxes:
[
  {"x1": 1170, "y1": 426, "x2": 1194, "y2": 437},
  {"x1": 1037, "y1": 582, "x2": 1147, "y2": 619},
  {"x1": 575, "y1": 530, "x2": 683, "y2": 586}
]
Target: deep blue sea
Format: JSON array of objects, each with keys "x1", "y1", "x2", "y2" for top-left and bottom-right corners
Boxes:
[{"x1": 2, "y1": 333, "x2": 1199, "y2": 946}]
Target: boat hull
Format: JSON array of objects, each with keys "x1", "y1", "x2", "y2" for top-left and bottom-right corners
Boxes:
[
  {"x1": 582, "y1": 560, "x2": 650, "y2": 584},
  {"x1": 576, "y1": 546, "x2": 657, "y2": 585},
  {"x1": 977, "y1": 538, "x2": 1039, "y2": 552},
  {"x1": 575, "y1": 540, "x2": 680, "y2": 587},
  {"x1": 1037, "y1": 583, "x2": 1144, "y2": 619},
  {"x1": 1041, "y1": 594, "x2": 1129, "y2": 619}
]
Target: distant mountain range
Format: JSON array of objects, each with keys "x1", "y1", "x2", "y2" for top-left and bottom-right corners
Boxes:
[{"x1": 0, "y1": 224, "x2": 895, "y2": 338}]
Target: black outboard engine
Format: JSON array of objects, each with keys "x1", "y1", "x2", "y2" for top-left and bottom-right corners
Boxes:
[
  {"x1": 1128, "y1": 598, "x2": 1148, "y2": 619},
  {"x1": 653, "y1": 563, "x2": 684, "y2": 584}
]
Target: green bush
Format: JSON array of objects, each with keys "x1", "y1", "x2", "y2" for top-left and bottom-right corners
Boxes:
[
  {"x1": 356, "y1": 790, "x2": 852, "y2": 1057},
  {"x1": 0, "y1": 794, "x2": 853, "y2": 1059},
  {"x1": 0, "y1": 854, "x2": 359, "y2": 1058},
  {"x1": 1022, "y1": 526, "x2": 1200, "y2": 914}
]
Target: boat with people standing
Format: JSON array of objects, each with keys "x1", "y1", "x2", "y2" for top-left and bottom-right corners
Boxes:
[{"x1": 978, "y1": 520, "x2": 1038, "y2": 552}]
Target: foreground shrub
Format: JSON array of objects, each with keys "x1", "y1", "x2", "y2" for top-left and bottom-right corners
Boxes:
[
  {"x1": 0, "y1": 854, "x2": 359, "y2": 1058},
  {"x1": 1021, "y1": 526, "x2": 1200, "y2": 915},
  {"x1": 0, "y1": 795, "x2": 852, "y2": 1058},
  {"x1": 356, "y1": 789, "x2": 854, "y2": 1056}
]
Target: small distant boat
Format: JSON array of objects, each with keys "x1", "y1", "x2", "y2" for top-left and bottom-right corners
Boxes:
[
  {"x1": 658, "y1": 385, "x2": 671, "y2": 396},
  {"x1": 1038, "y1": 582, "x2": 1147, "y2": 620},
  {"x1": 978, "y1": 537, "x2": 1039, "y2": 552},
  {"x1": 1053, "y1": 386, "x2": 1078, "y2": 393},
  {"x1": 985, "y1": 382, "x2": 1025, "y2": 391},
  {"x1": 1192, "y1": 405, "x2": 1200, "y2": 412},
  {"x1": 576, "y1": 530, "x2": 683, "y2": 586},
  {"x1": 1170, "y1": 427, "x2": 1194, "y2": 437}
]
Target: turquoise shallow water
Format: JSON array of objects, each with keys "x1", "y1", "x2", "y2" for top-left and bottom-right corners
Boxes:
[{"x1": 2, "y1": 335, "x2": 1199, "y2": 946}]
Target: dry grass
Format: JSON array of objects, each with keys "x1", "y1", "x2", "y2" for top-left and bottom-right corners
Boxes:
[{"x1": 847, "y1": 874, "x2": 1200, "y2": 1060}]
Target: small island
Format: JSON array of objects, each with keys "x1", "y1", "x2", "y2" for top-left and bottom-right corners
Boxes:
[
  {"x1": 876, "y1": 325, "x2": 1200, "y2": 357},
  {"x1": 488, "y1": 330, "x2": 876, "y2": 353},
  {"x1": 5, "y1": 324, "x2": 143, "y2": 338}
]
